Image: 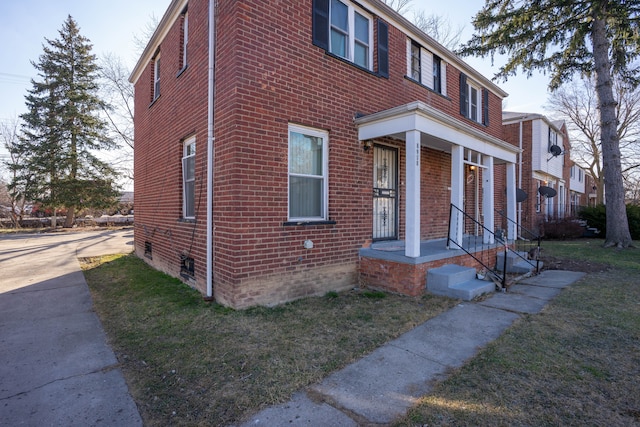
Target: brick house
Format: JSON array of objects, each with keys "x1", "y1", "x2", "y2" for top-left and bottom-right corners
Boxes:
[
  {"x1": 502, "y1": 112, "x2": 590, "y2": 235},
  {"x1": 130, "y1": 0, "x2": 521, "y2": 308}
]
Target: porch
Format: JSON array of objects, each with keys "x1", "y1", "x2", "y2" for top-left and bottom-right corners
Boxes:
[{"x1": 359, "y1": 236, "x2": 505, "y2": 297}]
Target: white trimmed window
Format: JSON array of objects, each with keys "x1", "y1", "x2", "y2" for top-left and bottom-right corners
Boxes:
[
  {"x1": 153, "y1": 53, "x2": 161, "y2": 100},
  {"x1": 469, "y1": 83, "x2": 480, "y2": 122},
  {"x1": 329, "y1": 0, "x2": 373, "y2": 69},
  {"x1": 460, "y1": 73, "x2": 486, "y2": 124},
  {"x1": 548, "y1": 127, "x2": 558, "y2": 151},
  {"x1": 288, "y1": 125, "x2": 328, "y2": 221},
  {"x1": 182, "y1": 137, "x2": 196, "y2": 218},
  {"x1": 406, "y1": 38, "x2": 446, "y2": 95},
  {"x1": 182, "y1": 10, "x2": 188, "y2": 69}
]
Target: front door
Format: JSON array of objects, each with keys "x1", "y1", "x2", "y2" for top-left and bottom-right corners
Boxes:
[{"x1": 373, "y1": 145, "x2": 398, "y2": 240}]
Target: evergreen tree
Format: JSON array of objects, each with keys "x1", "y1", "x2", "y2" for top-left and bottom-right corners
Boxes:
[
  {"x1": 460, "y1": 1, "x2": 640, "y2": 248},
  {"x1": 16, "y1": 15, "x2": 119, "y2": 227}
]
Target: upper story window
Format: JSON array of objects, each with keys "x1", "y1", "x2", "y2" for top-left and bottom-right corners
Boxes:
[
  {"x1": 410, "y1": 41, "x2": 421, "y2": 81},
  {"x1": 288, "y1": 124, "x2": 328, "y2": 221},
  {"x1": 313, "y1": 0, "x2": 387, "y2": 75},
  {"x1": 328, "y1": 0, "x2": 372, "y2": 69},
  {"x1": 433, "y1": 55, "x2": 442, "y2": 93},
  {"x1": 579, "y1": 168, "x2": 584, "y2": 182},
  {"x1": 548, "y1": 127, "x2": 558, "y2": 151},
  {"x1": 406, "y1": 38, "x2": 447, "y2": 96},
  {"x1": 181, "y1": 9, "x2": 188, "y2": 71},
  {"x1": 182, "y1": 136, "x2": 196, "y2": 219},
  {"x1": 459, "y1": 73, "x2": 489, "y2": 125},
  {"x1": 153, "y1": 53, "x2": 161, "y2": 101}
]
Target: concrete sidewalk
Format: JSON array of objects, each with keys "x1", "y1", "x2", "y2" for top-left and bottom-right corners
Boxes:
[
  {"x1": 239, "y1": 270, "x2": 585, "y2": 426},
  {"x1": 0, "y1": 229, "x2": 141, "y2": 426}
]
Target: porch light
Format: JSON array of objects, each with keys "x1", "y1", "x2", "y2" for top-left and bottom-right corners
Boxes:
[{"x1": 362, "y1": 140, "x2": 373, "y2": 152}]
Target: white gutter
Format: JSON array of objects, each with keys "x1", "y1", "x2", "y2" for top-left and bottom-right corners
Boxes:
[
  {"x1": 518, "y1": 121, "x2": 523, "y2": 231},
  {"x1": 206, "y1": 0, "x2": 216, "y2": 299}
]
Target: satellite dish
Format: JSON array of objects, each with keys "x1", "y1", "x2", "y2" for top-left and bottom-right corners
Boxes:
[
  {"x1": 549, "y1": 145, "x2": 562, "y2": 156},
  {"x1": 516, "y1": 188, "x2": 528, "y2": 203},
  {"x1": 538, "y1": 186, "x2": 557, "y2": 198}
]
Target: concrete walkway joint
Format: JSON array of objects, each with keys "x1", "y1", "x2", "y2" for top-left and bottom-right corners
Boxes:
[{"x1": 239, "y1": 270, "x2": 585, "y2": 426}]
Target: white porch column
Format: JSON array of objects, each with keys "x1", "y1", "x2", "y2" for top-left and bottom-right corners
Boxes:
[
  {"x1": 506, "y1": 162, "x2": 517, "y2": 240},
  {"x1": 449, "y1": 145, "x2": 464, "y2": 248},
  {"x1": 482, "y1": 156, "x2": 495, "y2": 244},
  {"x1": 405, "y1": 130, "x2": 421, "y2": 258}
]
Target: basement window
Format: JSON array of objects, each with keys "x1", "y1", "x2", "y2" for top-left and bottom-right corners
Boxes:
[
  {"x1": 144, "y1": 241, "x2": 152, "y2": 259},
  {"x1": 180, "y1": 255, "x2": 195, "y2": 279}
]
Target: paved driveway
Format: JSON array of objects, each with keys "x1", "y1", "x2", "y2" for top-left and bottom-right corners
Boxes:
[{"x1": 0, "y1": 228, "x2": 142, "y2": 426}]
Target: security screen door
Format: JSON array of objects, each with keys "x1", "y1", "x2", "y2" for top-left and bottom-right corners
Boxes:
[{"x1": 372, "y1": 145, "x2": 398, "y2": 240}]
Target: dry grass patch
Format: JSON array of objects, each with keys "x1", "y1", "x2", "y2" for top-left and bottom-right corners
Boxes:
[
  {"x1": 81, "y1": 254, "x2": 457, "y2": 426},
  {"x1": 395, "y1": 239, "x2": 640, "y2": 426}
]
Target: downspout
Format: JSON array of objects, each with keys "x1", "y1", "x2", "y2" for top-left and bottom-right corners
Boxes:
[
  {"x1": 206, "y1": 0, "x2": 216, "y2": 300},
  {"x1": 518, "y1": 121, "x2": 523, "y2": 232}
]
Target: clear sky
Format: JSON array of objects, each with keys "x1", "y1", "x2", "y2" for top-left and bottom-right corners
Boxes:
[{"x1": 0, "y1": 0, "x2": 552, "y2": 155}]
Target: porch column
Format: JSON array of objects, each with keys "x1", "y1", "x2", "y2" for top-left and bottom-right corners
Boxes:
[
  {"x1": 506, "y1": 162, "x2": 517, "y2": 240},
  {"x1": 405, "y1": 130, "x2": 421, "y2": 257},
  {"x1": 404, "y1": 130, "x2": 420, "y2": 258},
  {"x1": 449, "y1": 145, "x2": 464, "y2": 248},
  {"x1": 482, "y1": 155, "x2": 495, "y2": 244}
]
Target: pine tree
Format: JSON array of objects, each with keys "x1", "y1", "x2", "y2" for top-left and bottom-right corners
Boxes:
[
  {"x1": 16, "y1": 15, "x2": 119, "y2": 227},
  {"x1": 460, "y1": 1, "x2": 640, "y2": 248}
]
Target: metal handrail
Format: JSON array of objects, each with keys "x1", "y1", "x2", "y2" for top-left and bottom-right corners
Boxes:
[
  {"x1": 448, "y1": 204, "x2": 507, "y2": 289},
  {"x1": 495, "y1": 209, "x2": 542, "y2": 273}
]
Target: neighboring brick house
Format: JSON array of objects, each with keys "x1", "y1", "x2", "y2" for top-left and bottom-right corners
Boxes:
[
  {"x1": 502, "y1": 112, "x2": 590, "y2": 235},
  {"x1": 130, "y1": 0, "x2": 520, "y2": 308}
]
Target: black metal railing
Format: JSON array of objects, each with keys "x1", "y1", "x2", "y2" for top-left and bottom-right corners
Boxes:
[
  {"x1": 495, "y1": 209, "x2": 542, "y2": 274},
  {"x1": 448, "y1": 204, "x2": 544, "y2": 291},
  {"x1": 447, "y1": 204, "x2": 508, "y2": 289}
]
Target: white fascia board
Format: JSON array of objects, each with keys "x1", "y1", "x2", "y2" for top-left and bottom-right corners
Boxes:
[
  {"x1": 356, "y1": 101, "x2": 519, "y2": 163},
  {"x1": 129, "y1": 0, "x2": 189, "y2": 84}
]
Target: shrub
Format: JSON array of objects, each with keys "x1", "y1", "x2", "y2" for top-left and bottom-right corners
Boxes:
[
  {"x1": 541, "y1": 219, "x2": 585, "y2": 239},
  {"x1": 578, "y1": 204, "x2": 640, "y2": 240}
]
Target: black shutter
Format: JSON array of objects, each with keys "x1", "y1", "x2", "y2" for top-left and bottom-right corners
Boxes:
[
  {"x1": 377, "y1": 20, "x2": 389, "y2": 78},
  {"x1": 312, "y1": 0, "x2": 329, "y2": 51},
  {"x1": 459, "y1": 73, "x2": 468, "y2": 117},
  {"x1": 482, "y1": 88, "x2": 490, "y2": 126}
]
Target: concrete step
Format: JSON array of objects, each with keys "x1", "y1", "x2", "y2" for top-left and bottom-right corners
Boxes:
[
  {"x1": 427, "y1": 264, "x2": 494, "y2": 301},
  {"x1": 448, "y1": 279, "x2": 496, "y2": 300},
  {"x1": 427, "y1": 264, "x2": 476, "y2": 292},
  {"x1": 496, "y1": 251, "x2": 539, "y2": 274}
]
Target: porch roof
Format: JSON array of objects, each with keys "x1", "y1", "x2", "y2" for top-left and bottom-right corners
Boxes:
[{"x1": 354, "y1": 101, "x2": 520, "y2": 164}]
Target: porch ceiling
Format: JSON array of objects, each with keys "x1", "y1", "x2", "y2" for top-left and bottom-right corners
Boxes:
[{"x1": 354, "y1": 101, "x2": 519, "y2": 164}]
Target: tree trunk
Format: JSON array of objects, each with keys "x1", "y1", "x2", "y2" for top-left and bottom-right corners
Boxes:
[
  {"x1": 591, "y1": 16, "x2": 633, "y2": 247},
  {"x1": 64, "y1": 205, "x2": 75, "y2": 228}
]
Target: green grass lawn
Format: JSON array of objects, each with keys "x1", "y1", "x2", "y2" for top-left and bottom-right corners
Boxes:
[
  {"x1": 83, "y1": 239, "x2": 640, "y2": 426},
  {"x1": 394, "y1": 240, "x2": 640, "y2": 426},
  {"x1": 82, "y1": 255, "x2": 457, "y2": 426}
]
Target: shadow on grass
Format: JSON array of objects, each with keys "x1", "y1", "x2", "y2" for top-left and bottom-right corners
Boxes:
[{"x1": 82, "y1": 253, "x2": 457, "y2": 426}]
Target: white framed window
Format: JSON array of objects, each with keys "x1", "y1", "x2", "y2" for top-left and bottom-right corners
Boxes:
[
  {"x1": 406, "y1": 39, "x2": 446, "y2": 95},
  {"x1": 288, "y1": 124, "x2": 328, "y2": 221},
  {"x1": 329, "y1": 0, "x2": 373, "y2": 70},
  {"x1": 410, "y1": 41, "x2": 420, "y2": 81},
  {"x1": 182, "y1": 137, "x2": 196, "y2": 218},
  {"x1": 433, "y1": 55, "x2": 442, "y2": 93},
  {"x1": 536, "y1": 182, "x2": 541, "y2": 213},
  {"x1": 548, "y1": 127, "x2": 558, "y2": 151},
  {"x1": 182, "y1": 10, "x2": 188, "y2": 69},
  {"x1": 460, "y1": 73, "x2": 487, "y2": 124},
  {"x1": 153, "y1": 53, "x2": 161, "y2": 100}
]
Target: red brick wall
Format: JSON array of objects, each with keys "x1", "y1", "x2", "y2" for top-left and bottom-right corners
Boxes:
[
  {"x1": 360, "y1": 246, "x2": 503, "y2": 296},
  {"x1": 133, "y1": 0, "x2": 509, "y2": 308}
]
